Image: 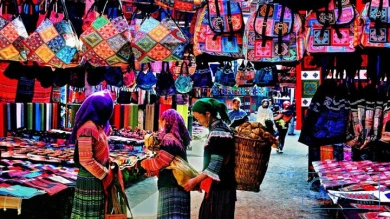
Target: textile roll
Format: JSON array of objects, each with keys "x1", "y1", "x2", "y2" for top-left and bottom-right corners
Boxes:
[
  {"x1": 34, "y1": 103, "x2": 41, "y2": 131},
  {"x1": 32, "y1": 79, "x2": 52, "y2": 103},
  {"x1": 176, "y1": 105, "x2": 188, "y2": 128},
  {"x1": 16, "y1": 103, "x2": 21, "y2": 129},
  {"x1": 46, "y1": 103, "x2": 52, "y2": 130},
  {"x1": 145, "y1": 104, "x2": 155, "y2": 131},
  {"x1": 6, "y1": 103, "x2": 11, "y2": 131},
  {"x1": 40, "y1": 103, "x2": 45, "y2": 131},
  {"x1": 20, "y1": 103, "x2": 24, "y2": 128},
  {"x1": 138, "y1": 89, "x2": 146, "y2": 105},
  {"x1": 113, "y1": 104, "x2": 121, "y2": 129},
  {"x1": 0, "y1": 103, "x2": 5, "y2": 136},
  {"x1": 0, "y1": 68, "x2": 17, "y2": 102},
  {"x1": 120, "y1": 104, "x2": 125, "y2": 129},
  {"x1": 131, "y1": 104, "x2": 138, "y2": 129},
  {"x1": 124, "y1": 104, "x2": 130, "y2": 128},
  {"x1": 27, "y1": 103, "x2": 33, "y2": 130},
  {"x1": 52, "y1": 103, "x2": 58, "y2": 129},
  {"x1": 138, "y1": 109, "x2": 144, "y2": 130}
]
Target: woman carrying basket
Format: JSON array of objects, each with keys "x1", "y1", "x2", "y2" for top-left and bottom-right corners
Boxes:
[{"x1": 184, "y1": 98, "x2": 237, "y2": 219}]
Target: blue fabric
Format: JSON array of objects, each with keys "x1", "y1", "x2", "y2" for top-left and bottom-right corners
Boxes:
[
  {"x1": 228, "y1": 109, "x2": 247, "y2": 122},
  {"x1": 0, "y1": 185, "x2": 46, "y2": 199}
]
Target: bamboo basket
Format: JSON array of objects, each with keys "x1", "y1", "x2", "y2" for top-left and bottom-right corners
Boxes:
[{"x1": 234, "y1": 135, "x2": 272, "y2": 192}]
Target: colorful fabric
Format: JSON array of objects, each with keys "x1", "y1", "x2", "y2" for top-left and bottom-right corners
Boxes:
[
  {"x1": 159, "y1": 109, "x2": 191, "y2": 148},
  {"x1": 22, "y1": 178, "x2": 68, "y2": 196},
  {"x1": 0, "y1": 185, "x2": 45, "y2": 199},
  {"x1": 141, "y1": 150, "x2": 175, "y2": 172},
  {"x1": 193, "y1": 2, "x2": 244, "y2": 59},
  {"x1": 131, "y1": 14, "x2": 189, "y2": 63},
  {"x1": 24, "y1": 17, "x2": 80, "y2": 68},
  {"x1": 176, "y1": 105, "x2": 189, "y2": 128},
  {"x1": 198, "y1": 190, "x2": 236, "y2": 219},
  {"x1": 355, "y1": 0, "x2": 390, "y2": 48},
  {"x1": 157, "y1": 187, "x2": 190, "y2": 219},
  {"x1": 0, "y1": 16, "x2": 28, "y2": 61},
  {"x1": 76, "y1": 121, "x2": 109, "y2": 180},
  {"x1": 70, "y1": 167, "x2": 105, "y2": 219},
  {"x1": 80, "y1": 13, "x2": 132, "y2": 66},
  {"x1": 156, "y1": 0, "x2": 205, "y2": 12},
  {"x1": 32, "y1": 79, "x2": 52, "y2": 103},
  {"x1": 305, "y1": 0, "x2": 357, "y2": 53},
  {"x1": 145, "y1": 104, "x2": 155, "y2": 131},
  {"x1": 243, "y1": 3, "x2": 304, "y2": 63}
]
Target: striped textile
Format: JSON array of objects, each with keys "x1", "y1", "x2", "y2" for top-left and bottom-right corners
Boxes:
[
  {"x1": 199, "y1": 190, "x2": 236, "y2": 219},
  {"x1": 157, "y1": 187, "x2": 190, "y2": 219},
  {"x1": 70, "y1": 167, "x2": 105, "y2": 219}
]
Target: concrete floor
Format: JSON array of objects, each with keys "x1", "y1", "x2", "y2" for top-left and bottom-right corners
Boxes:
[{"x1": 125, "y1": 131, "x2": 337, "y2": 219}]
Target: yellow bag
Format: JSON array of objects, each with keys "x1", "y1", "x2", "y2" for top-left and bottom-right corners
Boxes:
[{"x1": 166, "y1": 156, "x2": 198, "y2": 187}]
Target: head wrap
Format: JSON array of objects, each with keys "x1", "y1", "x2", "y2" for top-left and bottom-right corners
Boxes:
[
  {"x1": 159, "y1": 109, "x2": 191, "y2": 149},
  {"x1": 192, "y1": 98, "x2": 231, "y2": 124},
  {"x1": 69, "y1": 90, "x2": 114, "y2": 143}
]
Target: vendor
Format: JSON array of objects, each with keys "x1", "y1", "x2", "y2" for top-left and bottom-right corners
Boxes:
[{"x1": 228, "y1": 97, "x2": 248, "y2": 128}]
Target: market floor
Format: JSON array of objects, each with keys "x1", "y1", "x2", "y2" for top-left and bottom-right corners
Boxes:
[{"x1": 125, "y1": 131, "x2": 336, "y2": 219}]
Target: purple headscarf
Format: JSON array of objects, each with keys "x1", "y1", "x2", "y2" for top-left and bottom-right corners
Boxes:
[
  {"x1": 69, "y1": 90, "x2": 114, "y2": 143},
  {"x1": 159, "y1": 109, "x2": 191, "y2": 149}
]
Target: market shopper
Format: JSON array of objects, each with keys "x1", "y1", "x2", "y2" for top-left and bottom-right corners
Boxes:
[
  {"x1": 228, "y1": 97, "x2": 248, "y2": 128},
  {"x1": 141, "y1": 109, "x2": 192, "y2": 219},
  {"x1": 69, "y1": 90, "x2": 114, "y2": 219},
  {"x1": 185, "y1": 98, "x2": 236, "y2": 219},
  {"x1": 257, "y1": 99, "x2": 277, "y2": 132},
  {"x1": 273, "y1": 101, "x2": 293, "y2": 154}
]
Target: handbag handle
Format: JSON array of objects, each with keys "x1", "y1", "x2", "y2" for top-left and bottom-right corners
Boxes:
[
  {"x1": 45, "y1": 0, "x2": 69, "y2": 20},
  {"x1": 101, "y1": 0, "x2": 124, "y2": 18}
]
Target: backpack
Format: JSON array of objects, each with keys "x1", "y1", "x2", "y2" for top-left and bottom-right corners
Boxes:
[
  {"x1": 243, "y1": 3, "x2": 304, "y2": 63},
  {"x1": 305, "y1": 0, "x2": 358, "y2": 53},
  {"x1": 193, "y1": 0, "x2": 245, "y2": 60}
]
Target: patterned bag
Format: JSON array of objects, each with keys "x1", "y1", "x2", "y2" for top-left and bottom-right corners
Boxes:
[
  {"x1": 191, "y1": 61, "x2": 213, "y2": 88},
  {"x1": 253, "y1": 65, "x2": 277, "y2": 86},
  {"x1": 80, "y1": 0, "x2": 132, "y2": 67},
  {"x1": 156, "y1": 62, "x2": 176, "y2": 96},
  {"x1": 193, "y1": 0, "x2": 244, "y2": 59},
  {"x1": 0, "y1": 0, "x2": 28, "y2": 61},
  {"x1": 214, "y1": 61, "x2": 236, "y2": 86},
  {"x1": 136, "y1": 64, "x2": 157, "y2": 90},
  {"x1": 242, "y1": 3, "x2": 304, "y2": 63},
  {"x1": 175, "y1": 62, "x2": 193, "y2": 94},
  {"x1": 355, "y1": 0, "x2": 390, "y2": 48},
  {"x1": 23, "y1": 0, "x2": 81, "y2": 68},
  {"x1": 305, "y1": 0, "x2": 358, "y2": 53},
  {"x1": 131, "y1": 9, "x2": 189, "y2": 63},
  {"x1": 236, "y1": 61, "x2": 255, "y2": 86},
  {"x1": 155, "y1": 0, "x2": 205, "y2": 12}
]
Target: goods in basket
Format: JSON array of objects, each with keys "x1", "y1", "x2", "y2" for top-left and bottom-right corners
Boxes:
[{"x1": 235, "y1": 122, "x2": 276, "y2": 144}]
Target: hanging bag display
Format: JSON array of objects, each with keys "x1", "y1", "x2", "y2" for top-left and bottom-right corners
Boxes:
[
  {"x1": 0, "y1": 0, "x2": 29, "y2": 61},
  {"x1": 214, "y1": 61, "x2": 236, "y2": 86},
  {"x1": 242, "y1": 3, "x2": 304, "y2": 63},
  {"x1": 155, "y1": 0, "x2": 205, "y2": 12},
  {"x1": 236, "y1": 61, "x2": 255, "y2": 86},
  {"x1": 355, "y1": 0, "x2": 390, "y2": 48},
  {"x1": 191, "y1": 60, "x2": 213, "y2": 88},
  {"x1": 131, "y1": 8, "x2": 189, "y2": 63},
  {"x1": 156, "y1": 62, "x2": 176, "y2": 96},
  {"x1": 193, "y1": 0, "x2": 244, "y2": 59},
  {"x1": 253, "y1": 65, "x2": 277, "y2": 86},
  {"x1": 80, "y1": 0, "x2": 132, "y2": 67},
  {"x1": 305, "y1": 0, "x2": 358, "y2": 53},
  {"x1": 136, "y1": 63, "x2": 157, "y2": 90},
  {"x1": 24, "y1": 0, "x2": 81, "y2": 68},
  {"x1": 175, "y1": 61, "x2": 193, "y2": 94}
]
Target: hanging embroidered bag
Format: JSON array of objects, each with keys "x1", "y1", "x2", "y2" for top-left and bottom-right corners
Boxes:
[
  {"x1": 24, "y1": 0, "x2": 81, "y2": 68},
  {"x1": 131, "y1": 9, "x2": 189, "y2": 63},
  {"x1": 253, "y1": 65, "x2": 277, "y2": 86},
  {"x1": 0, "y1": 0, "x2": 28, "y2": 61},
  {"x1": 155, "y1": 0, "x2": 205, "y2": 12},
  {"x1": 214, "y1": 61, "x2": 236, "y2": 86},
  {"x1": 355, "y1": 0, "x2": 390, "y2": 48},
  {"x1": 235, "y1": 61, "x2": 255, "y2": 86},
  {"x1": 175, "y1": 62, "x2": 193, "y2": 94},
  {"x1": 191, "y1": 60, "x2": 213, "y2": 88},
  {"x1": 80, "y1": 0, "x2": 132, "y2": 67},
  {"x1": 193, "y1": 0, "x2": 244, "y2": 59},
  {"x1": 156, "y1": 62, "x2": 176, "y2": 96},
  {"x1": 136, "y1": 64, "x2": 157, "y2": 90},
  {"x1": 242, "y1": 3, "x2": 304, "y2": 63},
  {"x1": 305, "y1": 0, "x2": 358, "y2": 53}
]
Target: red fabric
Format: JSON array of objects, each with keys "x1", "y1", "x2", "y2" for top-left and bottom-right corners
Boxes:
[
  {"x1": 37, "y1": 12, "x2": 64, "y2": 27},
  {"x1": 200, "y1": 177, "x2": 213, "y2": 199},
  {"x1": 124, "y1": 105, "x2": 130, "y2": 128},
  {"x1": 113, "y1": 104, "x2": 121, "y2": 129},
  {"x1": 22, "y1": 178, "x2": 68, "y2": 196},
  {"x1": 0, "y1": 103, "x2": 5, "y2": 137},
  {"x1": 0, "y1": 63, "x2": 17, "y2": 103},
  {"x1": 32, "y1": 79, "x2": 52, "y2": 103},
  {"x1": 52, "y1": 103, "x2": 58, "y2": 129}
]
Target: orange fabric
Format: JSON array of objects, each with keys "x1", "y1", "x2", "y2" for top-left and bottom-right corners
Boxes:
[
  {"x1": 77, "y1": 121, "x2": 110, "y2": 180},
  {"x1": 141, "y1": 150, "x2": 174, "y2": 172},
  {"x1": 200, "y1": 177, "x2": 213, "y2": 199}
]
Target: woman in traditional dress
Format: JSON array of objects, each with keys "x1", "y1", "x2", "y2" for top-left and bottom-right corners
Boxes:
[
  {"x1": 141, "y1": 109, "x2": 192, "y2": 219},
  {"x1": 70, "y1": 90, "x2": 114, "y2": 219},
  {"x1": 184, "y1": 98, "x2": 236, "y2": 219}
]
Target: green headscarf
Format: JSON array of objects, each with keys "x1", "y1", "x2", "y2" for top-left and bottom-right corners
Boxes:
[{"x1": 192, "y1": 98, "x2": 231, "y2": 124}]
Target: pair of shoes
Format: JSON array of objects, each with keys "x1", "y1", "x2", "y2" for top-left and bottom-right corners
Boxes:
[
  {"x1": 278, "y1": 150, "x2": 283, "y2": 154},
  {"x1": 288, "y1": 133, "x2": 296, "y2": 136}
]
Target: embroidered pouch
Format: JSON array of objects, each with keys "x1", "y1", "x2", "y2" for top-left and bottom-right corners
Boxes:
[{"x1": 243, "y1": 3, "x2": 304, "y2": 63}]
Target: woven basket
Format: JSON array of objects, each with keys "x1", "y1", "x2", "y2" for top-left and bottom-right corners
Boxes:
[{"x1": 234, "y1": 135, "x2": 272, "y2": 192}]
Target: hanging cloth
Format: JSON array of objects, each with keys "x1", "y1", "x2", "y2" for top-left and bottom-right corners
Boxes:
[
  {"x1": 27, "y1": 103, "x2": 33, "y2": 130},
  {"x1": 138, "y1": 108, "x2": 144, "y2": 130},
  {"x1": 16, "y1": 103, "x2": 21, "y2": 129},
  {"x1": 0, "y1": 103, "x2": 5, "y2": 136},
  {"x1": 52, "y1": 103, "x2": 58, "y2": 129},
  {"x1": 131, "y1": 104, "x2": 139, "y2": 129},
  {"x1": 46, "y1": 103, "x2": 52, "y2": 130},
  {"x1": 176, "y1": 105, "x2": 189, "y2": 128}
]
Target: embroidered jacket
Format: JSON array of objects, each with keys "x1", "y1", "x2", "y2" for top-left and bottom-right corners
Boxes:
[
  {"x1": 203, "y1": 120, "x2": 236, "y2": 190},
  {"x1": 76, "y1": 121, "x2": 110, "y2": 180}
]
